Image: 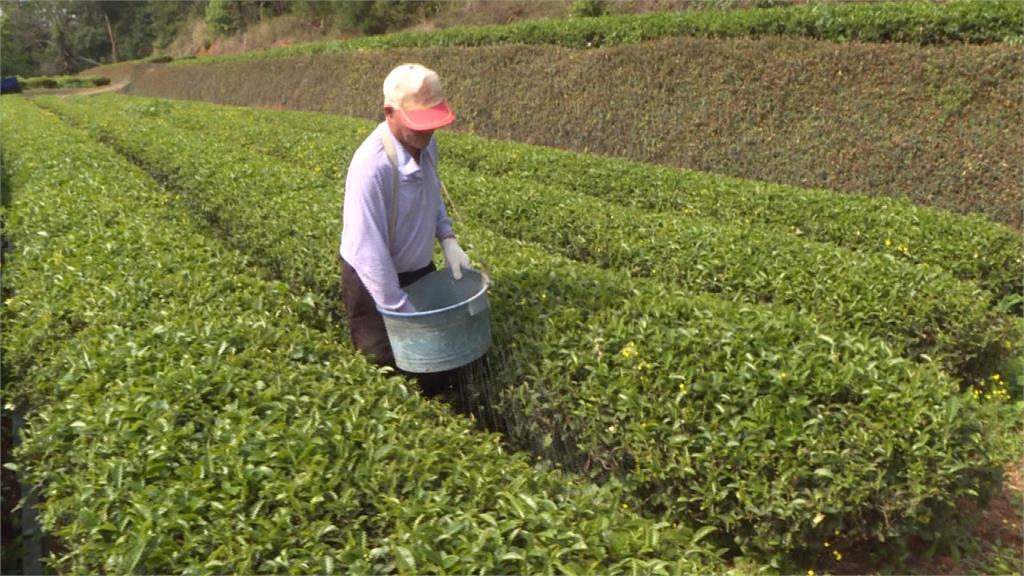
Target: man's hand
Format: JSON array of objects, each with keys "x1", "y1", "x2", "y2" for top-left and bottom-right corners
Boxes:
[{"x1": 441, "y1": 237, "x2": 470, "y2": 280}]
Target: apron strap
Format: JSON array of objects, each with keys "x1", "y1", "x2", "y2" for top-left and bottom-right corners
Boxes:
[{"x1": 380, "y1": 129, "x2": 400, "y2": 255}]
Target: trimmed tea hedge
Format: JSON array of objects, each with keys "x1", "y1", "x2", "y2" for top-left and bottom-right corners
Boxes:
[
  {"x1": 54, "y1": 95, "x2": 1016, "y2": 381},
  {"x1": 32, "y1": 96, "x2": 1021, "y2": 564},
  {"x1": 176, "y1": 0, "x2": 1023, "y2": 66},
  {"x1": 437, "y1": 130, "x2": 1024, "y2": 312},
  {"x1": 17, "y1": 75, "x2": 111, "y2": 90},
  {"x1": 434, "y1": 164, "x2": 1013, "y2": 380},
  {"x1": 1, "y1": 97, "x2": 725, "y2": 574},
  {"x1": 92, "y1": 94, "x2": 1024, "y2": 311}
]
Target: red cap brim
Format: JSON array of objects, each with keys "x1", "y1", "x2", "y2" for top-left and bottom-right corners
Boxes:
[{"x1": 398, "y1": 101, "x2": 455, "y2": 131}]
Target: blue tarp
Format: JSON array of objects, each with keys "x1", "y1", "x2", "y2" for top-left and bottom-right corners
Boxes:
[{"x1": 1, "y1": 77, "x2": 22, "y2": 94}]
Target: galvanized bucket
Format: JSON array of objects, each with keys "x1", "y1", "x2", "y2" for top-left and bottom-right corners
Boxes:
[{"x1": 378, "y1": 268, "x2": 491, "y2": 373}]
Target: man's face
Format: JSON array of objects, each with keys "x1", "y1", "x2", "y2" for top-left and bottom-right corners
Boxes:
[{"x1": 385, "y1": 107, "x2": 435, "y2": 152}]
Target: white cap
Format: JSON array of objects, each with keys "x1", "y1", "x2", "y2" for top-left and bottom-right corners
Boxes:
[{"x1": 382, "y1": 63, "x2": 455, "y2": 131}]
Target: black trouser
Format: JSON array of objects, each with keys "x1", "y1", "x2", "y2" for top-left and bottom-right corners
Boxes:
[{"x1": 340, "y1": 258, "x2": 450, "y2": 394}]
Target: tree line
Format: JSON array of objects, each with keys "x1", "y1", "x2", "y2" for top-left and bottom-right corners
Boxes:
[{"x1": 0, "y1": 1, "x2": 438, "y2": 77}]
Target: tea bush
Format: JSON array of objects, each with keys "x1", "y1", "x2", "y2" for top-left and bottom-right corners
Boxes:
[
  {"x1": 1, "y1": 97, "x2": 725, "y2": 574},
  {"x1": 90, "y1": 94, "x2": 1024, "y2": 311},
  {"x1": 55, "y1": 95, "x2": 1017, "y2": 382},
  {"x1": 33, "y1": 95, "x2": 1022, "y2": 565}
]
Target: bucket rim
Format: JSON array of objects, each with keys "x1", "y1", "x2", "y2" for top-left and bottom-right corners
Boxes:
[{"x1": 378, "y1": 269, "x2": 490, "y2": 319}]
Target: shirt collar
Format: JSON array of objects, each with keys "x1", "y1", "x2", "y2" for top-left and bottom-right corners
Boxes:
[{"x1": 383, "y1": 123, "x2": 433, "y2": 178}]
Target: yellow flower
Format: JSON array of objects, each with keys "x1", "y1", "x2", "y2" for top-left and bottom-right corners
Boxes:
[
  {"x1": 824, "y1": 541, "x2": 830, "y2": 548},
  {"x1": 833, "y1": 550, "x2": 842, "y2": 561},
  {"x1": 620, "y1": 342, "x2": 637, "y2": 359},
  {"x1": 884, "y1": 238, "x2": 892, "y2": 247},
  {"x1": 807, "y1": 570, "x2": 815, "y2": 576}
]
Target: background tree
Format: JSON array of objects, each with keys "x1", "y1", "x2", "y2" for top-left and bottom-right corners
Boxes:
[
  {"x1": 147, "y1": 1, "x2": 202, "y2": 54},
  {"x1": 0, "y1": 2, "x2": 47, "y2": 76},
  {"x1": 39, "y1": 0, "x2": 77, "y2": 74},
  {"x1": 0, "y1": 0, "x2": 443, "y2": 77},
  {"x1": 205, "y1": 0, "x2": 238, "y2": 37},
  {"x1": 336, "y1": 0, "x2": 439, "y2": 35},
  {"x1": 289, "y1": 0, "x2": 342, "y2": 32}
]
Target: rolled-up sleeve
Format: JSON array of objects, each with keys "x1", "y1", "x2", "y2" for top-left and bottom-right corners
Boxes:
[
  {"x1": 435, "y1": 200, "x2": 454, "y2": 240},
  {"x1": 342, "y1": 158, "x2": 410, "y2": 312}
]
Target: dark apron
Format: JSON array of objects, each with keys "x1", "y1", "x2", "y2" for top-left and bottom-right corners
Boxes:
[{"x1": 339, "y1": 257, "x2": 436, "y2": 369}]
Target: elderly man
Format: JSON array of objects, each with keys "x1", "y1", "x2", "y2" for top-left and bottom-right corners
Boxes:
[{"x1": 339, "y1": 63, "x2": 470, "y2": 369}]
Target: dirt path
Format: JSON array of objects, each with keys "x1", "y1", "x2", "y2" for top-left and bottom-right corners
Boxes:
[
  {"x1": 68, "y1": 79, "x2": 130, "y2": 96},
  {"x1": 22, "y1": 61, "x2": 141, "y2": 98},
  {"x1": 24, "y1": 78, "x2": 130, "y2": 98}
]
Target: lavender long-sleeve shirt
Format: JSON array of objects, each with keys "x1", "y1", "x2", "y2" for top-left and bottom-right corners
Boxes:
[{"x1": 339, "y1": 122, "x2": 454, "y2": 312}]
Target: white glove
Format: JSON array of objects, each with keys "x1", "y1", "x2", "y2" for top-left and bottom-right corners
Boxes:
[{"x1": 441, "y1": 237, "x2": 470, "y2": 280}]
